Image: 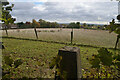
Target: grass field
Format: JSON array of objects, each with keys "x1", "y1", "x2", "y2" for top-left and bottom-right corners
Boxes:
[
  {"x1": 2, "y1": 28, "x2": 117, "y2": 48},
  {"x1": 2, "y1": 38, "x2": 98, "y2": 78},
  {"x1": 2, "y1": 28, "x2": 120, "y2": 78}
]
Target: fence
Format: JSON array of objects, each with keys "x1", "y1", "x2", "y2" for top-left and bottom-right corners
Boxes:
[{"x1": 1, "y1": 28, "x2": 118, "y2": 48}]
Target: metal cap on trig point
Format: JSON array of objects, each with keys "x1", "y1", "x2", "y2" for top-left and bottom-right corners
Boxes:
[{"x1": 58, "y1": 46, "x2": 82, "y2": 79}]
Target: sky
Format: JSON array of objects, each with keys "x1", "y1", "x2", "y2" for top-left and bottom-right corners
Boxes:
[{"x1": 6, "y1": 0, "x2": 120, "y2": 24}]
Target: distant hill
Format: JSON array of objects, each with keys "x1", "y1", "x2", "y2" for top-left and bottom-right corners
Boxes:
[{"x1": 58, "y1": 23, "x2": 106, "y2": 26}]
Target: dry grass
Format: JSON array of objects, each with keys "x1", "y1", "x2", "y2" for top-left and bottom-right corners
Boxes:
[{"x1": 2, "y1": 28, "x2": 117, "y2": 48}]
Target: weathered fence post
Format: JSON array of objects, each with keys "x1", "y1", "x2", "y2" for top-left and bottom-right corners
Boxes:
[
  {"x1": 5, "y1": 25, "x2": 8, "y2": 36},
  {"x1": 34, "y1": 27, "x2": 38, "y2": 39},
  {"x1": 32, "y1": 19, "x2": 39, "y2": 39},
  {"x1": 71, "y1": 28, "x2": 73, "y2": 44},
  {"x1": 115, "y1": 34, "x2": 120, "y2": 50},
  {"x1": 56, "y1": 46, "x2": 82, "y2": 80}
]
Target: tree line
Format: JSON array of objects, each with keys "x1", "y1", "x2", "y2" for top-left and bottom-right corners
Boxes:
[
  {"x1": 16, "y1": 19, "x2": 107, "y2": 30},
  {"x1": 17, "y1": 19, "x2": 60, "y2": 29}
]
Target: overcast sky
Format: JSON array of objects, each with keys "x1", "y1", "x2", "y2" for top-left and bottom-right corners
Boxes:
[{"x1": 7, "y1": 0, "x2": 120, "y2": 24}]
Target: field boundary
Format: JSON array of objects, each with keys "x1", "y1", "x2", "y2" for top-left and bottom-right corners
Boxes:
[{"x1": 1, "y1": 36, "x2": 120, "y2": 51}]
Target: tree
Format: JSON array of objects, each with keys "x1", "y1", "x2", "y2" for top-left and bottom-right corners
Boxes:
[
  {"x1": 76, "y1": 22, "x2": 80, "y2": 28},
  {"x1": 32, "y1": 19, "x2": 40, "y2": 39},
  {"x1": 117, "y1": 15, "x2": 120, "y2": 21},
  {"x1": 17, "y1": 22, "x2": 24, "y2": 28},
  {"x1": 76, "y1": 22, "x2": 80, "y2": 25},
  {"x1": 38, "y1": 19, "x2": 46, "y2": 28},
  {"x1": 108, "y1": 19, "x2": 120, "y2": 49},
  {"x1": 51, "y1": 22, "x2": 59, "y2": 28},
  {"x1": 32, "y1": 19, "x2": 40, "y2": 28},
  {"x1": 38, "y1": 19, "x2": 59, "y2": 28},
  {"x1": 83, "y1": 23, "x2": 87, "y2": 27},
  {"x1": 0, "y1": 1, "x2": 16, "y2": 36},
  {"x1": 68, "y1": 22, "x2": 76, "y2": 28}
]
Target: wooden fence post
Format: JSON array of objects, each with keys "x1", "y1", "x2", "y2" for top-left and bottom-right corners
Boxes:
[
  {"x1": 71, "y1": 28, "x2": 73, "y2": 44},
  {"x1": 115, "y1": 35, "x2": 120, "y2": 50},
  {"x1": 5, "y1": 25, "x2": 8, "y2": 36},
  {"x1": 56, "y1": 46, "x2": 82, "y2": 80},
  {"x1": 34, "y1": 27, "x2": 38, "y2": 39},
  {"x1": 32, "y1": 19, "x2": 39, "y2": 39}
]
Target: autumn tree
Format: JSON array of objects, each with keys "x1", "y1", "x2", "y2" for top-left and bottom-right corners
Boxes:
[{"x1": 0, "y1": 1, "x2": 16, "y2": 36}]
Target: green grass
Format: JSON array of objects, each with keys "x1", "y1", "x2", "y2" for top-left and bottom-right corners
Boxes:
[
  {"x1": 2, "y1": 28, "x2": 120, "y2": 78},
  {"x1": 2, "y1": 38, "x2": 102, "y2": 78}
]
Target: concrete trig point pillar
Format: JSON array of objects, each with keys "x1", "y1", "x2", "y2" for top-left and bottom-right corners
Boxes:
[{"x1": 57, "y1": 46, "x2": 82, "y2": 79}]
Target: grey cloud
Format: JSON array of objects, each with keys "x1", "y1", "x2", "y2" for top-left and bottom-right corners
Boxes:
[
  {"x1": 71, "y1": 2, "x2": 118, "y2": 21},
  {"x1": 11, "y1": 2, "x2": 118, "y2": 23},
  {"x1": 12, "y1": 2, "x2": 35, "y2": 10}
]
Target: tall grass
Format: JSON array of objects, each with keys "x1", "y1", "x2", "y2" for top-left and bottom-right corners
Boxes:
[{"x1": 2, "y1": 28, "x2": 117, "y2": 48}]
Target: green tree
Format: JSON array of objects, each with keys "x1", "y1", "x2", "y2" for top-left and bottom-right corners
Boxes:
[
  {"x1": 76, "y1": 22, "x2": 80, "y2": 25},
  {"x1": 117, "y1": 15, "x2": 120, "y2": 21},
  {"x1": 76, "y1": 22, "x2": 80, "y2": 28},
  {"x1": 38, "y1": 19, "x2": 59, "y2": 28},
  {"x1": 51, "y1": 22, "x2": 59, "y2": 28},
  {"x1": 83, "y1": 23, "x2": 87, "y2": 28},
  {"x1": 108, "y1": 19, "x2": 120, "y2": 49},
  {"x1": 17, "y1": 22, "x2": 24, "y2": 28},
  {"x1": 68, "y1": 22, "x2": 76, "y2": 28},
  {"x1": 0, "y1": 1, "x2": 16, "y2": 36},
  {"x1": 38, "y1": 19, "x2": 46, "y2": 28}
]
